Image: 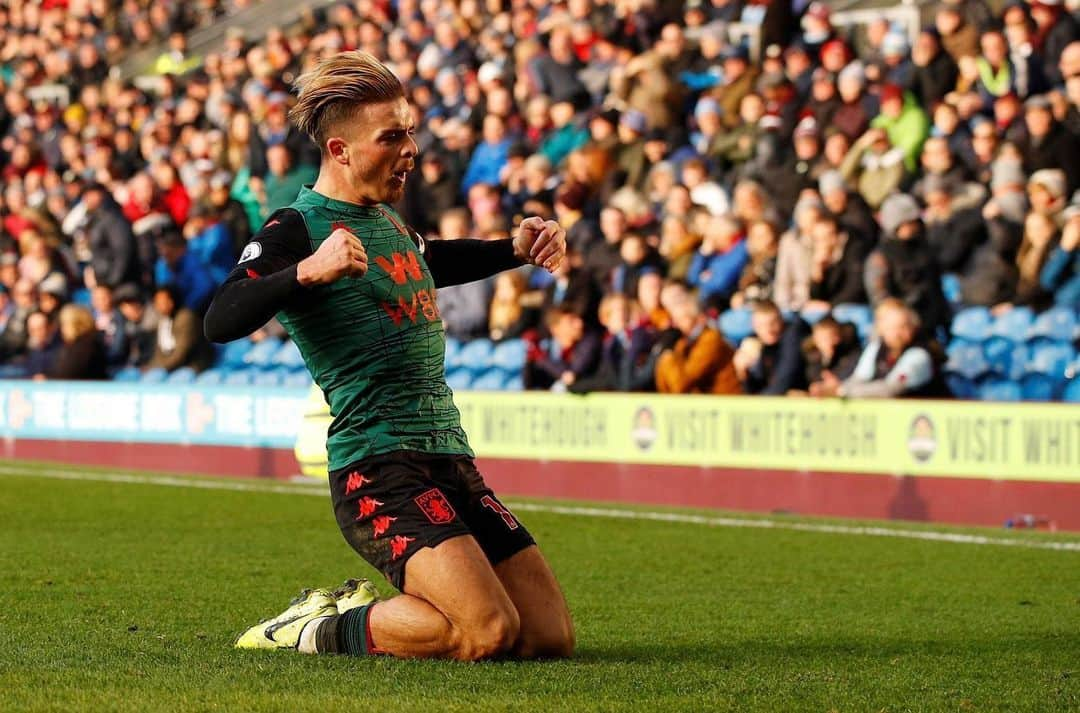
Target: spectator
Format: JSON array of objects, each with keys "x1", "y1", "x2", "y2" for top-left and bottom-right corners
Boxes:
[
  {"x1": 153, "y1": 230, "x2": 216, "y2": 315},
  {"x1": 870, "y1": 84, "x2": 929, "y2": 172},
  {"x1": 524, "y1": 306, "x2": 601, "y2": 391},
  {"x1": 636, "y1": 271, "x2": 670, "y2": 330},
  {"x1": 402, "y1": 152, "x2": 461, "y2": 238},
  {"x1": 90, "y1": 284, "x2": 130, "y2": 368},
  {"x1": 819, "y1": 170, "x2": 878, "y2": 247},
  {"x1": 540, "y1": 247, "x2": 600, "y2": 327},
  {"x1": 1041, "y1": 206, "x2": 1080, "y2": 306},
  {"x1": 800, "y1": 316, "x2": 861, "y2": 387},
  {"x1": 658, "y1": 214, "x2": 701, "y2": 282},
  {"x1": 571, "y1": 293, "x2": 660, "y2": 393},
  {"x1": 463, "y1": 114, "x2": 512, "y2": 195},
  {"x1": 82, "y1": 183, "x2": 140, "y2": 289},
  {"x1": 688, "y1": 214, "x2": 748, "y2": 309},
  {"x1": 21, "y1": 311, "x2": 61, "y2": 379},
  {"x1": 183, "y1": 202, "x2": 236, "y2": 285},
  {"x1": 488, "y1": 270, "x2": 532, "y2": 342},
  {"x1": 436, "y1": 209, "x2": 495, "y2": 341},
  {"x1": 147, "y1": 286, "x2": 215, "y2": 373},
  {"x1": 262, "y1": 144, "x2": 317, "y2": 217},
  {"x1": 1020, "y1": 94, "x2": 1080, "y2": 193},
  {"x1": 714, "y1": 45, "x2": 760, "y2": 129},
  {"x1": 811, "y1": 299, "x2": 947, "y2": 398},
  {"x1": 808, "y1": 215, "x2": 868, "y2": 307},
  {"x1": 584, "y1": 206, "x2": 628, "y2": 292},
  {"x1": 911, "y1": 27, "x2": 958, "y2": 107},
  {"x1": 731, "y1": 220, "x2": 780, "y2": 308},
  {"x1": 115, "y1": 284, "x2": 157, "y2": 368},
  {"x1": 207, "y1": 171, "x2": 252, "y2": 258},
  {"x1": 774, "y1": 197, "x2": 824, "y2": 312},
  {"x1": 538, "y1": 102, "x2": 590, "y2": 168},
  {"x1": 47, "y1": 304, "x2": 107, "y2": 381},
  {"x1": 923, "y1": 175, "x2": 987, "y2": 274},
  {"x1": 840, "y1": 127, "x2": 907, "y2": 210},
  {"x1": 864, "y1": 193, "x2": 951, "y2": 334},
  {"x1": 733, "y1": 300, "x2": 808, "y2": 395},
  {"x1": 654, "y1": 283, "x2": 739, "y2": 395}
]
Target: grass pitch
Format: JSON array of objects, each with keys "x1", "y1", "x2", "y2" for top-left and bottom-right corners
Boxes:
[{"x1": 1, "y1": 461, "x2": 1079, "y2": 712}]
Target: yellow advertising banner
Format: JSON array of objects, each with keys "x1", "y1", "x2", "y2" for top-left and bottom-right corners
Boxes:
[{"x1": 454, "y1": 392, "x2": 1080, "y2": 483}]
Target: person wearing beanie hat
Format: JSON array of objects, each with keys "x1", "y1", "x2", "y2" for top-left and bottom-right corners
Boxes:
[
  {"x1": 1018, "y1": 91, "x2": 1080, "y2": 194},
  {"x1": 818, "y1": 169, "x2": 879, "y2": 246},
  {"x1": 833, "y1": 61, "x2": 873, "y2": 140},
  {"x1": 865, "y1": 194, "x2": 950, "y2": 332},
  {"x1": 1027, "y1": 168, "x2": 1069, "y2": 218}
]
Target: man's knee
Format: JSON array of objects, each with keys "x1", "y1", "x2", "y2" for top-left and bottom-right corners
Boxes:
[
  {"x1": 517, "y1": 613, "x2": 575, "y2": 659},
  {"x1": 455, "y1": 607, "x2": 521, "y2": 661}
]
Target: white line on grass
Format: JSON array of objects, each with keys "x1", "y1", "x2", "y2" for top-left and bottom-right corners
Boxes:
[{"x1": 2, "y1": 464, "x2": 1079, "y2": 552}]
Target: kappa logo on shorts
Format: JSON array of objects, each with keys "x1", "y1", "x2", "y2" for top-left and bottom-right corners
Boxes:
[
  {"x1": 357, "y1": 496, "x2": 384, "y2": 519},
  {"x1": 414, "y1": 488, "x2": 456, "y2": 524},
  {"x1": 344, "y1": 471, "x2": 372, "y2": 495},
  {"x1": 372, "y1": 515, "x2": 397, "y2": 538},
  {"x1": 389, "y1": 535, "x2": 416, "y2": 560}
]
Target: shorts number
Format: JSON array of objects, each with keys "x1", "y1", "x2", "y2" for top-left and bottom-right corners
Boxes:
[{"x1": 481, "y1": 495, "x2": 519, "y2": 530}]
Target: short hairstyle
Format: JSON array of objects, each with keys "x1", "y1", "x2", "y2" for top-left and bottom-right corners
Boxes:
[
  {"x1": 290, "y1": 51, "x2": 404, "y2": 151},
  {"x1": 750, "y1": 299, "x2": 781, "y2": 318}
]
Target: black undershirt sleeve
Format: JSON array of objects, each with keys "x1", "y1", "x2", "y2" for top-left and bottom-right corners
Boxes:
[
  {"x1": 204, "y1": 209, "x2": 313, "y2": 343},
  {"x1": 420, "y1": 236, "x2": 525, "y2": 288}
]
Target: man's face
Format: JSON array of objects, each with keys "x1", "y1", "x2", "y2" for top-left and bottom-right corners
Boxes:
[
  {"x1": 26, "y1": 313, "x2": 50, "y2": 349},
  {"x1": 153, "y1": 290, "x2": 176, "y2": 317},
  {"x1": 336, "y1": 98, "x2": 417, "y2": 205},
  {"x1": 752, "y1": 309, "x2": 783, "y2": 346},
  {"x1": 552, "y1": 313, "x2": 583, "y2": 348},
  {"x1": 267, "y1": 146, "x2": 291, "y2": 177},
  {"x1": 878, "y1": 306, "x2": 914, "y2": 352},
  {"x1": 91, "y1": 286, "x2": 113, "y2": 314},
  {"x1": 811, "y1": 220, "x2": 839, "y2": 255},
  {"x1": 119, "y1": 300, "x2": 143, "y2": 322},
  {"x1": 1025, "y1": 107, "x2": 1052, "y2": 138},
  {"x1": 600, "y1": 209, "x2": 626, "y2": 243},
  {"x1": 921, "y1": 138, "x2": 951, "y2": 173}
]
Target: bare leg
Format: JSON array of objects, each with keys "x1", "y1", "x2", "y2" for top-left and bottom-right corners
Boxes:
[
  {"x1": 366, "y1": 534, "x2": 520, "y2": 661},
  {"x1": 495, "y1": 545, "x2": 575, "y2": 659}
]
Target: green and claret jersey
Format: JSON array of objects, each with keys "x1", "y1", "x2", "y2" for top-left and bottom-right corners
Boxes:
[{"x1": 227, "y1": 186, "x2": 473, "y2": 470}]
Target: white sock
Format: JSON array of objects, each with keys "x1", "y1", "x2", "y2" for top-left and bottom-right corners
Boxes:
[{"x1": 297, "y1": 616, "x2": 332, "y2": 655}]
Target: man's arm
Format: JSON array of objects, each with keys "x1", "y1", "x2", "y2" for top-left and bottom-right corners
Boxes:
[
  {"x1": 420, "y1": 216, "x2": 566, "y2": 288},
  {"x1": 204, "y1": 209, "x2": 368, "y2": 343}
]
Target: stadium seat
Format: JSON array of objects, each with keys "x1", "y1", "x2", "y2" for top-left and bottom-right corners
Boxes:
[
  {"x1": 242, "y1": 338, "x2": 283, "y2": 368},
  {"x1": 1027, "y1": 306, "x2": 1079, "y2": 343},
  {"x1": 945, "y1": 373, "x2": 978, "y2": 399},
  {"x1": 1063, "y1": 376, "x2": 1080, "y2": 402},
  {"x1": 490, "y1": 339, "x2": 527, "y2": 372},
  {"x1": 218, "y1": 338, "x2": 254, "y2": 368},
  {"x1": 950, "y1": 306, "x2": 993, "y2": 342},
  {"x1": 112, "y1": 366, "x2": 141, "y2": 383},
  {"x1": 941, "y1": 273, "x2": 962, "y2": 306},
  {"x1": 719, "y1": 309, "x2": 753, "y2": 344},
  {"x1": 502, "y1": 373, "x2": 525, "y2": 391},
  {"x1": 140, "y1": 367, "x2": 168, "y2": 384},
  {"x1": 252, "y1": 369, "x2": 285, "y2": 387},
  {"x1": 983, "y1": 337, "x2": 1028, "y2": 381},
  {"x1": 284, "y1": 371, "x2": 313, "y2": 389},
  {"x1": 1027, "y1": 342, "x2": 1077, "y2": 378},
  {"x1": 223, "y1": 370, "x2": 254, "y2": 387},
  {"x1": 470, "y1": 368, "x2": 507, "y2": 391},
  {"x1": 451, "y1": 339, "x2": 495, "y2": 373},
  {"x1": 988, "y1": 306, "x2": 1035, "y2": 342},
  {"x1": 443, "y1": 338, "x2": 461, "y2": 366},
  {"x1": 271, "y1": 340, "x2": 305, "y2": 369},
  {"x1": 977, "y1": 378, "x2": 1022, "y2": 402},
  {"x1": 945, "y1": 342, "x2": 990, "y2": 380},
  {"x1": 166, "y1": 367, "x2": 197, "y2": 385},
  {"x1": 831, "y1": 303, "x2": 873, "y2": 341},
  {"x1": 1020, "y1": 373, "x2": 1059, "y2": 402},
  {"x1": 799, "y1": 306, "x2": 829, "y2": 325},
  {"x1": 196, "y1": 368, "x2": 225, "y2": 386},
  {"x1": 445, "y1": 368, "x2": 473, "y2": 391}
]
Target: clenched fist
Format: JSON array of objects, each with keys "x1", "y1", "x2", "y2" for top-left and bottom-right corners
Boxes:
[
  {"x1": 513, "y1": 216, "x2": 566, "y2": 273},
  {"x1": 297, "y1": 228, "x2": 368, "y2": 286}
]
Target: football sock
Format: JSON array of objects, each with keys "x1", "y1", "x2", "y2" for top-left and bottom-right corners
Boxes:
[{"x1": 300, "y1": 604, "x2": 377, "y2": 655}]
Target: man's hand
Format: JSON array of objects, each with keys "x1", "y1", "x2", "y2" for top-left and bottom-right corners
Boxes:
[
  {"x1": 513, "y1": 216, "x2": 566, "y2": 272},
  {"x1": 297, "y1": 227, "x2": 368, "y2": 286}
]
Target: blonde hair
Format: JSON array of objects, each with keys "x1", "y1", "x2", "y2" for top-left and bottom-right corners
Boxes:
[
  {"x1": 59, "y1": 304, "x2": 95, "y2": 343},
  {"x1": 290, "y1": 51, "x2": 404, "y2": 151}
]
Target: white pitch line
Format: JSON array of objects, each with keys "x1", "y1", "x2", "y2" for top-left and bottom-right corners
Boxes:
[{"x1": 2, "y1": 465, "x2": 1079, "y2": 553}]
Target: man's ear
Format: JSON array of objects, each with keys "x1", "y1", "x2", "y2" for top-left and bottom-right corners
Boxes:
[{"x1": 326, "y1": 136, "x2": 349, "y2": 165}]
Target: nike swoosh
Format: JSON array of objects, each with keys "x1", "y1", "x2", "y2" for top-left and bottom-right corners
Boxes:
[{"x1": 263, "y1": 612, "x2": 307, "y2": 642}]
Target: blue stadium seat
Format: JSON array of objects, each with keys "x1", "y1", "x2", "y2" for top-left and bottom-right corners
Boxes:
[
  {"x1": 1020, "y1": 373, "x2": 1060, "y2": 402},
  {"x1": 223, "y1": 370, "x2": 254, "y2": 386},
  {"x1": 950, "y1": 306, "x2": 992, "y2": 342},
  {"x1": 989, "y1": 306, "x2": 1035, "y2": 342},
  {"x1": 470, "y1": 368, "x2": 507, "y2": 391},
  {"x1": 945, "y1": 342, "x2": 990, "y2": 380},
  {"x1": 502, "y1": 373, "x2": 525, "y2": 391},
  {"x1": 252, "y1": 369, "x2": 285, "y2": 387},
  {"x1": 1028, "y1": 306, "x2": 1078, "y2": 343},
  {"x1": 941, "y1": 273, "x2": 962, "y2": 306},
  {"x1": 166, "y1": 367, "x2": 197, "y2": 385},
  {"x1": 832, "y1": 303, "x2": 873, "y2": 341},
  {"x1": 1027, "y1": 342, "x2": 1077, "y2": 378},
  {"x1": 71, "y1": 288, "x2": 92, "y2": 306},
  {"x1": 445, "y1": 368, "x2": 473, "y2": 391},
  {"x1": 196, "y1": 368, "x2": 225, "y2": 386},
  {"x1": 983, "y1": 337, "x2": 1028, "y2": 381},
  {"x1": 799, "y1": 306, "x2": 829, "y2": 325},
  {"x1": 271, "y1": 340, "x2": 305, "y2": 369},
  {"x1": 977, "y1": 378, "x2": 1022, "y2": 402},
  {"x1": 284, "y1": 371, "x2": 313, "y2": 388},
  {"x1": 945, "y1": 373, "x2": 978, "y2": 399},
  {"x1": 443, "y1": 338, "x2": 461, "y2": 366},
  {"x1": 490, "y1": 339, "x2": 527, "y2": 372},
  {"x1": 218, "y1": 338, "x2": 254, "y2": 368},
  {"x1": 1063, "y1": 376, "x2": 1080, "y2": 402},
  {"x1": 719, "y1": 309, "x2": 753, "y2": 344},
  {"x1": 451, "y1": 339, "x2": 495, "y2": 373},
  {"x1": 140, "y1": 367, "x2": 168, "y2": 384},
  {"x1": 112, "y1": 366, "x2": 141, "y2": 383},
  {"x1": 242, "y1": 338, "x2": 283, "y2": 368}
]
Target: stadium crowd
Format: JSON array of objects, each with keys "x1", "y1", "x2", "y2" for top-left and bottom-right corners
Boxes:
[{"x1": 0, "y1": 0, "x2": 1077, "y2": 399}]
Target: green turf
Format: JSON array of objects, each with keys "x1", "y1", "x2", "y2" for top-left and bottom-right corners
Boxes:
[{"x1": 1, "y1": 462, "x2": 1079, "y2": 712}]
